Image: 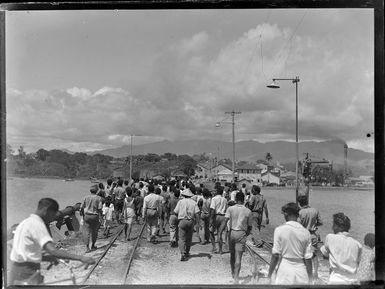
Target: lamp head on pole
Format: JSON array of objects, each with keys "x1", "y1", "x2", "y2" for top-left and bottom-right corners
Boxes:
[
  {"x1": 215, "y1": 122, "x2": 221, "y2": 127},
  {"x1": 267, "y1": 80, "x2": 280, "y2": 89}
]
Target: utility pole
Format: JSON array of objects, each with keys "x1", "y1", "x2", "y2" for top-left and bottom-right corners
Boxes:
[
  {"x1": 225, "y1": 110, "x2": 241, "y2": 183},
  {"x1": 130, "y1": 135, "x2": 133, "y2": 181}
]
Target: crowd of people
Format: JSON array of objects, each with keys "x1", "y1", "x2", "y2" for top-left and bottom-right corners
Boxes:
[
  {"x1": 7, "y1": 176, "x2": 376, "y2": 286},
  {"x1": 85, "y1": 177, "x2": 375, "y2": 285}
]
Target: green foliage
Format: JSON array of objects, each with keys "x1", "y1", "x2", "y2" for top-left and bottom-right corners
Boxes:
[
  {"x1": 162, "y1": 152, "x2": 177, "y2": 161},
  {"x1": 6, "y1": 144, "x2": 14, "y2": 158},
  {"x1": 17, "y1": 146, "x2": 26, "y2": 159},
  {"x1": 8, "y1": 148, "x2": 200, "y2": 180},
  {"x1": 144, "y1": 153, "x2": 161, "y2": 162},
  {"x1": 36, "y1": 149, "x2": 49, "y2": 161}
]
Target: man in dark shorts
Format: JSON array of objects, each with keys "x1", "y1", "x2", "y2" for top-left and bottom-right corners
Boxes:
[
  {"x1": 297, "y1": 195, "x2": 323, "y2": 281},
  {"x1": 225, "y1": 191, "x2": 252, "y2": 284},
  {"x1": 9, "y1": 198, "x2": 95, "y2": 285},
  {"x1": 209, "y1": 186, "x2": 228, "y2": 254}
]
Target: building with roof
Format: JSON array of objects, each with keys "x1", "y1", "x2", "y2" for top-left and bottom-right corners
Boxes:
[
  {"x1": 261, "y1": 170, "x2": 281, "y2": 186},
  {"x1": 215, "y1": 164, "x2": 236, "y2": 182},
  {"x1": 236, "y1": 163, "x2": 262, "y2": 183},
  {"x1": 195, "y1": 162, "x2": 211, "y2": 179}
]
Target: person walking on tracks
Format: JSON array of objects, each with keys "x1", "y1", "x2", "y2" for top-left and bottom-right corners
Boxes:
[
  {"x1": 268, "y1": 202, "x2": 313, "y2": 285},
  {"x1": 168, "y1": 189, "x2": 181, "y2": 247},
  {"x1": 174, "y1": 187, "x2": 200, "y2": 261},
  {"x1": 198, "y1": 188, "x2": 212, "y2": 245},
  {"x1": 155, "y1": 187, "x2": 166, "y2": 236},
  {"x1": 248, "y1": 185, "x2": 269, "y2": 242},
  {"x1": 297, "y1": 195, "x2": 323, "y2": 281},
  {"x1": 320, "y1": 212, "x2": 362, "y2": 285},
  {"x1": 114, "y1": 179, "x2": 126, "y2": 223},
  {"x1": 142, "y1": 184, "x2": 162, "y2": 244},
  {"x1": 102, "y1": 196, "x2": 114, "y2": 237},
  {"x1": 123, "y1": 187, "x2": 136, "y2": 241},
  {"x1": 209, "y1": 185, "x2": 228, "y2": 254},
  {"x1": 225, "y1": 191, "x2": 252, "y2": 284},
  {"x1": 8, "y1": 198, "x2": 95, "y2": 285},
  {"x1": 81, "y1": 184, "x2": 103, "y2": 253}
]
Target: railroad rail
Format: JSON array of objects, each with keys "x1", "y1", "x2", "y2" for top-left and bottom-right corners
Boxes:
[
  {"x1": 122, "y1": 223, "x2": 146, "y2": 284},
  {"x1": 81, "y1": 224, "x2": 126, "y2": 285}
]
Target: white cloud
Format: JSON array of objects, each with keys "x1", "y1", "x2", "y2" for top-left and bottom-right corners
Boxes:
[
  {"x1": 173, "y1": 31, "x2": 209, "y2": 57},
  {"x1": 5, "y1": 11, "x2": 374, "y2": 153},
  {"x1": 66, "y1": 87, "x2": 92, "y2": 100}
]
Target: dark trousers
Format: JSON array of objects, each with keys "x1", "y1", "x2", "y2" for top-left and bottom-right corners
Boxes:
[
  {"x1": 250, "y1": 212, "x2": 262, "y2": 240},
  {"x1": 178, "y1": 219, "x2": 194, "y2": 256},
  {"x1": 169, "y1": 214, "x2": 179, "y2": 243},
  {"x1": 8, "y1": 262, "x2": 43, "y2": 285},
  {"x1": 84, "y1": 214, "x2": 100, "y2": 248},
  {"x1": 200, "y1": 213, "x2": 210, "y2": 242}
]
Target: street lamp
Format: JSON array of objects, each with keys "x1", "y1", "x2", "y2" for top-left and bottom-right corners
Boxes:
[
  {"x1": 267, "y1": 76, "x2": 300, "y2": 203},
  {"x1": 216, "y1": 111, "x2": 241, "y2": 183}
]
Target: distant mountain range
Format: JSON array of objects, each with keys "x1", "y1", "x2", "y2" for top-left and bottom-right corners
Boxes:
[{"x1": 89, "y1": 139, "x2": 374, "y2": 176}]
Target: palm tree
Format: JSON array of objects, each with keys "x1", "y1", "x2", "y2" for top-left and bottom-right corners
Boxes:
[
  {"x1": 265, "y1": 152, "x2": 273, "y2": 185},
  {"x1": 265, "y1": 152, "x2": 272, "y2": 165}
]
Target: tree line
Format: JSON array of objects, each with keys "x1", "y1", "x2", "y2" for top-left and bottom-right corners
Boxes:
[{"x1": 6, "y1": 145, "x2": 197, "y2": 179}]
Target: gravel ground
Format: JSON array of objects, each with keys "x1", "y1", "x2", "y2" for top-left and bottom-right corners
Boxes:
[{"x1": 40, "y1": 220, "x2": 329, "y2": 285}]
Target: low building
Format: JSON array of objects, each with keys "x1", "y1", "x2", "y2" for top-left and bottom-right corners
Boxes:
[
  {"x1": 349, "y1": 175, "x2": 374, "y2": 187},
  {"x1": 280, "y1": 171, "x2": 297, "y2": 186},
  {"x1": 237, "y1": 164, "x2": 262, "y2": 183},
  {"x1": 215, "y1": 164, "x2": 235, "y2": 182},
  {"x1": 261, "y1": 170, "x2": 280, "y2": 186},
  {"x1": 171, "y1": 171, "x2": 188, "y2": 180},
  {"x1": 195, "y1": 163, "x2": 211, "y2": 179},
  {"x1": 152, "y1": 174, "x2": 165, "y2": 181},
  {"x1": 256, "y1": 163, "x2": 268, "y2": 171}
]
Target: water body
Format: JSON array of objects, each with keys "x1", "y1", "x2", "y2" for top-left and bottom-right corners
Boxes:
[{"x1": 6, "y1": 177, "x2": 374, "y2": 244}]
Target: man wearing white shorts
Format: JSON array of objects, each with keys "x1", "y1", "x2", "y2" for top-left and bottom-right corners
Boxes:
[{"x1": 268, "y1": 202, "x2": 313, "y2": 285}]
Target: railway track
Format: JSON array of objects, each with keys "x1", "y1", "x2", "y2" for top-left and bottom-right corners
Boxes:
[
  {"x1": 246, "y1": 238, "x2": 328, "y2": 285},
  {"x1": 44, "y1": 221, "x2": 146, "y2": 285},
  {"x1": 44, "y1": 225, "x2": 328, "y2": 285}
]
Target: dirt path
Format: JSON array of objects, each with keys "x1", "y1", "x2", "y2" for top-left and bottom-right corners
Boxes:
[{"x1": 40, "y1": 220, "x2": 329, "y2": 285}]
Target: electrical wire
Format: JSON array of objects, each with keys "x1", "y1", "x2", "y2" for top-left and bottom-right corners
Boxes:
[
  {"x1": 260, "y1": 10, "x2": 271, "y2": 78},
  {"x1": 268, "y1": 9, "x2": 308, "y2": 79}
]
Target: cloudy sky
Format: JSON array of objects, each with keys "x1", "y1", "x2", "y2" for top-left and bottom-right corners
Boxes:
[{"x1": 5, "y1": 9, "x2": 374, "y2": 153}]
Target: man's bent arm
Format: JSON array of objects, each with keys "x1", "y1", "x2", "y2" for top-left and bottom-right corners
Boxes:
[{"x1": 44, "y1": 242, "x2": 95, "y2": 264}]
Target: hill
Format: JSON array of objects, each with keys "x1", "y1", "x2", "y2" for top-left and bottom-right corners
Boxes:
[{"x1": 90, "y1": 139, "x2": 374, "y2": 176}]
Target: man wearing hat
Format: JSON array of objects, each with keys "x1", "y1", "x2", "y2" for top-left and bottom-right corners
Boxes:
[
  {"x1": 174, "y1": 185, "x2": 200, "y2": 261},
  {"x1": 81, "y1": 184, "x2": 103, "y2": 253}
]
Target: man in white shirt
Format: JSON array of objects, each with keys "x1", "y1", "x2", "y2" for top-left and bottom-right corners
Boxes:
[
  {"x1": 143, "y1": 184, "x2": 162, "y2": 243},
  {"x1": 320, "y1": 212, "x2": 362, "y2": 284},
  {"x1": 174, "y1": 187, "x2": 200, "y2": 261},
  {"x1": 268, "y1": 202, "x2": 313, "y2": 285},
  {"x1": 9, "y1": 198, "x2": 95, "y2": 285},
  {"x1": 209, "y1": 186, "x2": 228, "y2": 254},
  {"x1": 230, "y1": 183, "x2": 238, "y2": 202},
  {"x1": 225, "y1": 191, "x2": 252, "y2": 284}
]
